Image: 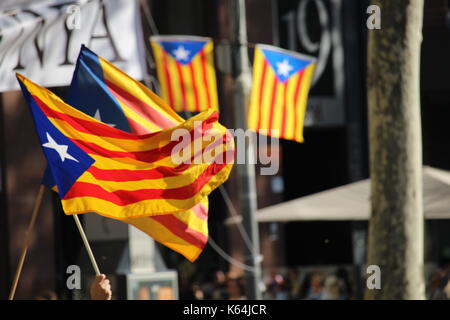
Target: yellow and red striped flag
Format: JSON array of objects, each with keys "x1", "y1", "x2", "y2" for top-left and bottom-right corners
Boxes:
[
  {"x1": 150, "y1": 35, "x2": 219, "y2": 112},
  {"x1": 64, "y1": 46, "x2": 216, "y2": 261},
  {"x1": 18, "y1": 74, "x2": 234, "y2": 261},
  {"x1": 247, "y1": 44, "x2": 316, "y2": 143}
]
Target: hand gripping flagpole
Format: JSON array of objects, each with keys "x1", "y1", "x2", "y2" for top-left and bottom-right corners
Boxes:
[
  {"x1": 8, "y1": 185, "x2": 46, "y2": 300},
  {"x1": 72, "y1": 214, "x2": 100, "y2": 276}
]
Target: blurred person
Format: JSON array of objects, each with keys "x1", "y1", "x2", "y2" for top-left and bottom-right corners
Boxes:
[
  {"x1": 34, "y1": 290, "x2": 58, "y2": 300},
  {"x1": 136, "y1": 285, "x2": 151, "y2": 300},
  {"x1": 321, "y1": 275, "x2": 344, "y2": 300},
  {"x1": 179, "y1": 271, "x2": 196, "y2": 300},
  {"x1": 212, "y1": 270, "x2": 228, "y2": 300},
  {"x1": 304, "y1": 271, "x2": 324, "y2": 300},
  {"x1": 226, "y1": 277, "x2": 246, "y2": 300},
  {"x1": 336, "y1": 268, "x2": 352, "y2": 300},
  {"x1": 287, "y1": 268, "x2": 301, "y2": 299},
  {"x1": 269, "y1": 274, "x2": 290, "y2": 300},
  {"x1": 429, "y1": 261, "x2": 450, "y2": 300},
  {"x1": 427, "y1": 270, "x2": 444, "y2": 300},
  {"x1": 193, "y1": 283, "x2": 204, "y2": 300},
  {"x1": 444, "y1": 278, "x2": 450, "y2": 299},
  {"x1": 90, "y1": 274, "x2": 112, "y2": 300}
]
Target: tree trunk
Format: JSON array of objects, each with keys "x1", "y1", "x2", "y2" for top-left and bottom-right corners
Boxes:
[{"x1": 366, "y1": 0, "x2": 425, "y2": 300}]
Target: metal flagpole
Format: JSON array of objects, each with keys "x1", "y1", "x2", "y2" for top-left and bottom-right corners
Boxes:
[{"x1": 229, "y1": 0, "x2": 262, "y2": 300}]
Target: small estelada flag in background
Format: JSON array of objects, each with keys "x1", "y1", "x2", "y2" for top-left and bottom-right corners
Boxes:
[
  {"x1": 17, "y1": 73, "x2": 234, "y2": 225},
  {"x1": 150, "y1": 35, "x2": 219, "y2": 113},
  {"x1": 247, "y1": 44, "x2": 316, "y2": 143}
]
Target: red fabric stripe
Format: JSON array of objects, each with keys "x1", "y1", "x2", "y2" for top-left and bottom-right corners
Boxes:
[
  {"x1": 255, "y1": 61, "x2": 267, "y2": 131},
  {"x1": 281, "y1": 82, "x2": 288, "y2": 138},
  {"x1": 105, "y1": 80, "x2": 177, "y2": 133},
  {"x1": 189, "y1": 63, "x2": 201, "y2": 112},
  {"x1": 268, "y1": 76, "x2": 278, "y2": 135},
  {"x1": 71, "y1": 118, "x2": 217, "y2": 162},
  {"x1": 162, "y1": 52, "x2": 175, "y2": 107},
  {"x1": 87, "y1": 163, "x2": 190, "y2": 181},
  {"x1": 292, "y1": 70, "x2": 305, "y2": 142},
  {"x1": 36, "y1": 95, "x2": 218, "y2": 161},
  {"x1": 149, "y1": 214, "x2": 207, "y2": 249},
  {"x1": 199, "y1": 50, "x2": 211, "y2": 109},
  {"x1": 175, "y1": 62, "x2": 188, "y2": 111},
  {"x1": 34, "y1": 96, "x2": 149, "y2": 141},
  {"x1": 62, "y1": 153, "x2": 232, "y2": 204}
]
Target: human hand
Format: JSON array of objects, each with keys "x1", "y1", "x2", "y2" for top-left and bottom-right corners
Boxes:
[{"x1": 90, "y1": 274, "x2": 112, "y2": 300}]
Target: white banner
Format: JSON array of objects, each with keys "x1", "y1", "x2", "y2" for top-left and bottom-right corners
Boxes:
[{"x1": 0, "y1": 0, "x2": 146, "y2": 92}]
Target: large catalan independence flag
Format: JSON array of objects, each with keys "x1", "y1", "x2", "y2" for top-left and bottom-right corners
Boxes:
[
  {"x1": 150, "y1": 35, "x2": 219, "y2": 113},
  {"x1": 64, "y1": 46, "x2": 210, "y2": 261},
  {"x1": 247, "y1": 44, "x2": 316, "y2": 143},
  {"x1": 17, "y1": 74, "x2": 234, "y2": 222}
]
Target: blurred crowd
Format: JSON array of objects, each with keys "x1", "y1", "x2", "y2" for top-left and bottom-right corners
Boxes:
[
  {"x1": 179, "y1": 263, "x2": 450, "y2": 300},
  {"x1": 178, "y1": 268, "x2": 355, "y2": 300}
]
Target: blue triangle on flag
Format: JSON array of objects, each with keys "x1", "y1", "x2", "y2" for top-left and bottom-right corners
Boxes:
[
  {"x1": 18, "y1": 78, "x2": 95, "y2": 198},
  {"x1": 261, "y1": 47, "x2": 312, "y2": 83},
  {"x1": 159, "y1": 40, "x2": 207, "y2": 65}
]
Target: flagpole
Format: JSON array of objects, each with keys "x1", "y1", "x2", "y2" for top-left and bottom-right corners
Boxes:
[
  {"x1": 229, "y1": 0, "x2": 262, "y2": 300},
  {"x1": 8, "y1": 185, "x2": 46, "y2": 300},
  {"x1": 72, "y1": 215, "x2": 100, "y2": 276}
]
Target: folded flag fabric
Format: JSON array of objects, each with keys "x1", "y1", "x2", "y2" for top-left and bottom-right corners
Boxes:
[
  {"x1": 150, "y1": 35, "x2": 219, "y2": 113},
  {"x1": 65, "y1": 46, "x2": 213, "y2": 261},
  {"x1": 69, "y1": 45, "x2": 183, "y2": 134},
  {"x1": 247, "y1": 44, "x2": 316, "y2": 143},
  {"x1": 18, "y1": 74, "x2": 234, "y2": 222}
]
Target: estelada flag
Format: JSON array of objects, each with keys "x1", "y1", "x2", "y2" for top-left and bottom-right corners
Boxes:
[
  {"x1": 65, "y1": 46, "x2": 210, "y2": 261},
  {"x1": 17, "y1": 74, "x2": 234, "y2": 222},
  {"x1": 150, "y1": 35, "x2": 219, "y2": 112},
  {"x1": 247, "y1": 44, "x2": 316, "y2": 143}
]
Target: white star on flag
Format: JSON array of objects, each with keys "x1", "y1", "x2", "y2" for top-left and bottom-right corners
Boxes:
[
  {"x1": 42, "y1": 132, "x2": 79, "y2": 163},
  {"x1": 94, "y1": 109, "x2": 116, "y2": 127},
  {"x1": 172, "y1": 45, "x2": 190, "y2": 61},
  {"x1": 276, "y1": 59, "x2": 293, "y2": 77}
]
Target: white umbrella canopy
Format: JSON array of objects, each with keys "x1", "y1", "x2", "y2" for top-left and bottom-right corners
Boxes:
[{"x1": 257, "y1": 166, "x2": 450, "y2": 222}]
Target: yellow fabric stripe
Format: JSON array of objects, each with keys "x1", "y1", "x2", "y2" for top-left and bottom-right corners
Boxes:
[
  {"x1": 179, "y1": 62, "x2": 197, "y2": 112},
  {"x1": 203, "y1": 41, "x2": 219, "y2": 111},
  {"x1": 87, "y1": 127, "x2": 232, "y2": 170},
  {"x1": 283, "y1": 72, "x2": 299, "y2": 140},
  {"x1": 248, "y1": 49, "x2": 265, "y2": 130},
  {"x1": 150, "y1": 42, "x2": 171, "y2": 108},
  {"x1": 173, "y1": 211, "x2": 208, "y2": 236},
  {"x1": 259, "y1": 66, "x2": 276, "y2": 131},
  {"x1": 77, "y1": 154, "x2": 228, "y2": 191},
  {"x1": 40, "y1": 104, "x2": 218, "y2": 152},
  {"x1": 99, "y1": 53, "x2": 183, "y2": 126},
  {"x1": 165, "y1": 53, "x2": 184, "y2": 112},
  {"x1": 295, "y1": 63, "x2": 315, "y2": 143},
  {"x1": 118, "y1": 101, "x2": 163, "y2": 132},
  {"x1": 61, "y1": 163, "x2": 232, "y2": 219},
  {"x1": 270, "y1": 80, "x2": 284, "y2": 138},
  {"x1": 191, "y1": 54, "x2": 208, "y2": 112},
  {"x1": 124, "y1": 216, "x2": 202, "y2": 262}
]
